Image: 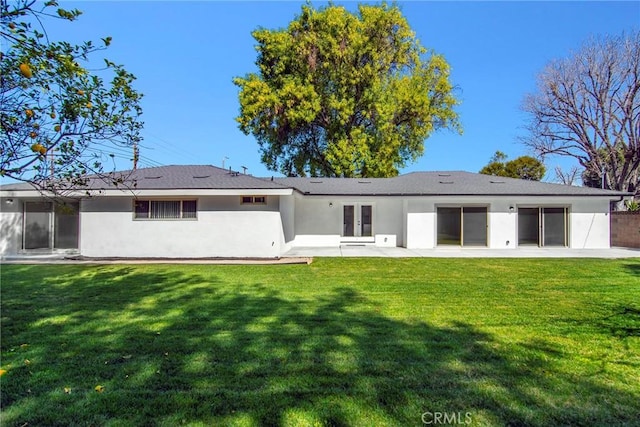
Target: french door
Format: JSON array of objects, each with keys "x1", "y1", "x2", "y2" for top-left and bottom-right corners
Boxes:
[
  {"x1": 517, "y1": 207, "x2": 567, "y2": 247},
  {"x1": 343, "y1": 204, "x2": 373, "y2": 238}
]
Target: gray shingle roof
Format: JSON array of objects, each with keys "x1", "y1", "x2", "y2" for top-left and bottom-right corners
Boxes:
[
  {"x1": 0, "y1": 165, "x2": 286, "y2": 191},
  {"x1": 104, "y1": 165, "x2": 286, "y2": 190},
  {"x1": 276, "y1": 171, "x2": 628, "y2": 197},
  {"x1": 0, "y1": 166, "x2": 629, "y2": 197}
]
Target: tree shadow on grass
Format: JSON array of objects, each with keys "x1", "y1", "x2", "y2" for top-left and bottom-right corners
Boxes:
[
  {"x1": 598, "y1": 305, "x2": 640, "y2": 338},
  {"x1": 1, "y1": 265, "x2": 639, "y2": 426},
  {"x1": 623, "y1": 260, "x2": 640, "y2": 277}
]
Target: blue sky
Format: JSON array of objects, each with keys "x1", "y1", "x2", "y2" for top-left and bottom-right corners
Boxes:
[{"x1": 42, "y1": 1, "x2": 639, "y2": 179}]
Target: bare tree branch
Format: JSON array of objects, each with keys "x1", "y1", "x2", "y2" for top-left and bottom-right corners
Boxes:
[{"x1": 521, "y1": 30, "x2": 639, "y2": 195}]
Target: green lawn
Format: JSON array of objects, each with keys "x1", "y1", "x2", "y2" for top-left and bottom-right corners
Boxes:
[{"x1": 1, "y1": 259, "x2": 639, "y2": 426}]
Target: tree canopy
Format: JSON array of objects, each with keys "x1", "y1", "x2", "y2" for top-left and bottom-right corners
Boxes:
[
  {"x1": 521, "y1": 30, "x2": 639, "y2": 195},
  {"x1": 0, "y1": 0, "x2": 143, "y2": 193},
  {"x1": 479, "y1": 151, "x2": 546, "y2": 181},
  {"x1": 234, "y1": 3, "x2": 461, "y2": 177}
]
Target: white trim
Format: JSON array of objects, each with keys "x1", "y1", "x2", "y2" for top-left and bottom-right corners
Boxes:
[{"x1": 0, "y1": 188, "x2": 293, "y2": 198}]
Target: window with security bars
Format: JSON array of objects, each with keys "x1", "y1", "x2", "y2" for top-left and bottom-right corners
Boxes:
[{"x1": 134, "y1": 200, "x2": 197, "y2": 220}]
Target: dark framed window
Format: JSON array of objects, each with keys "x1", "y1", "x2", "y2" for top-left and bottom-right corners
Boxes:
[
  {"x1": 241, "y1": 196, "x2": 267, "y2": 204},
  {"x1": 134, "y1": 200, "x2": 197, "y2": 220}
]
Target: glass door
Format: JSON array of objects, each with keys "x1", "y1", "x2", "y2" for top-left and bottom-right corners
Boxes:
[
  {"x1": 343, "y1": 205, "x2": 355, "y2": 237},
  {"x1": 361, "y1": 205, "x2": 372, "y2": 237},
  {"x1": 437, "y1": 207, "x2": 461, "y2": 245},
  {"x1": 437, "y1": 207, "x2": 487, "y2": 246},
  {"x1": 343, "y1": 204, "x2": 373, "y2": 238},
  {"x1": 543, "y1": 208, "x2": 567, "y2": 247},
  {"x1": 518, "y1": 208, "x2": 540, "y2": 246},
  {"x1": 24, "y1": 202, "x2": 53, "y2": 249},
  {"x1": 23, "y1": 201, "x2": 80, "y2": 250},
  {"x1": 518, "y1": 207, "x2": 567, "y2": 247},
  {"x1": 54, "y1": 203, "x2": 80, "y2": 249},
  {"x1": 462, "y1": 207, "x2": 488, "y2": 246}
]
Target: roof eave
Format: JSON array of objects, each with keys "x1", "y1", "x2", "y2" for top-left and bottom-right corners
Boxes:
[
  {"x1": 290, "y1": 191, "x2": 630, "y2": 198},
  {"x1": 0, "y1": 188, "x2": 294, "y2": 197}
]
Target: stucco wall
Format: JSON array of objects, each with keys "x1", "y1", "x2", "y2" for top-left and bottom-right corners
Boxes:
[
  {"x1": 289, "y1": 194, "x2": 614, "y2": 250},
  {"x1": 405, "y1": 196, "x2": 512, "y2": 249},
  {"x1": 80, "y1": 196, "x2": 284, "y2": 258},
  {"x1": 290, "y1": 194, "x2": 404, "y2": 247},
  {"x1": 279, "y1": 194, "x2": 295, "y2": 251},
  {"x1": 0, "y1": 198, "x2": 23, "y2": 255},
  {"x1": 404, "y1": 196, "x2": 612, "y2": 249},
  {"x1": 1, "y1": 192, "x2": 616, "y2": 256},
  {"x1": 569, "y1": 198, "x2": 611, "y2": 249}
]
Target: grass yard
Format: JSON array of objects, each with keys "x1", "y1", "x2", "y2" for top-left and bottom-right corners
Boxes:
[{"x1": 1, "y1": 258, "x2": 639, "y2": 426}]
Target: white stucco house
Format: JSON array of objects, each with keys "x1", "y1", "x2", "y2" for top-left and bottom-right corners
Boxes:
[{"x1": 0, "y1": 164, "x2": 628, "y2": 258}]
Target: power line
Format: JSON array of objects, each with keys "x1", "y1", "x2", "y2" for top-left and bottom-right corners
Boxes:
[{"x1": 142, "y1": 131, "x2": 204, "y2": 165}]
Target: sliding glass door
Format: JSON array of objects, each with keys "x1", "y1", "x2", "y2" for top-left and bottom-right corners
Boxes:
[
  {"x1": 463, "y1": 207, "x2": 488, "y2": 246},
  {"x1": 543, "y1": 208, "x2": 567, "y2": 247},
  {"x1": 517, "y1": 207, "x2": 567, "y2": 247},
  {"x1": 24, "y1": 202, "x2": 53, "y2": 249},
  {"x1": 437, "y1": 207, "x2": 462, "y2": 245},
  {"x1": 518, "y1": 208, "x2": 540, "y2": 246},
  {"x1": 23, "y1": 202, "x2": 79, "y2": 250},
  {"x1": 437, "y1": 206, "x2": 487, "y2": 246}
]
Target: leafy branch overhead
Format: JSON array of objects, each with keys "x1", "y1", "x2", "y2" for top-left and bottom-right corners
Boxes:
[
  {"x1": 0, "y1": 0, "x2": 143, "y2": 193},
  {"x1": 234, "y1": 3, "x2": 461, "y2": 178}
]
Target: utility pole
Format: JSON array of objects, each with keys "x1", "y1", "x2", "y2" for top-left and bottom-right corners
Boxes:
[
  {"x1": 222, "y1": 156, "x2": 229, "y2": 169},
  {"x1": 133, "y1": 143, "x2": 139, "y2": 170},
  {"x1": 49, "y1": 148, "x2": 55, "y2": 177}
]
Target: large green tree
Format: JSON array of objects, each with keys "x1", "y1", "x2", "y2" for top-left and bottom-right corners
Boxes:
[
  {"x1": 234, "y1": 3, "x2": 461, "y2": 177},
  {"x1": 0, "y1": 0, "x2": 143, "y2": 193},
  {"x1": 479, "y1": 151, "x2": 546, "y2": 181}
]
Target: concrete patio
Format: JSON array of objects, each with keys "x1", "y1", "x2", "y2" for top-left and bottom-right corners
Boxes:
[
  {"x1": 1, "y1": 246, "x2": 638, "y2": 264},
  {"x1": 282, "y1": 245, "x2": 640, "y2": 258}
]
